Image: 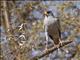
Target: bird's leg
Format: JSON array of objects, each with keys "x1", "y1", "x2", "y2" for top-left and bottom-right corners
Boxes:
[
  {"x1": 59, "y1": 38, "x2": 63, "y2": 46},
  {"x1": 45, "y1": 26, "x2": 49, "y2": 50},
  {"x1": 56, "y1": 44, "x2": 60, "y2": 51},
  {"x1": 52, "y1": 40, "x2": 60, "y2": 51},
  {"x1": 53, "y1": 43, "x2": 60, "y2": 51}
]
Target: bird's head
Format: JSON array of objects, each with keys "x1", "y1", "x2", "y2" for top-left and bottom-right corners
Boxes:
[{"x1": 44, "y1": 11, "x2": 54, "y2": 17}]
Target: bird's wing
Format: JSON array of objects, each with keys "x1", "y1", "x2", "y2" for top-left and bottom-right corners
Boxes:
[
  {"x1": 57, "y1": 19, "x2": 61, "y2": 38},
  {"x1": 47, "y1": 19, "x2": 61, "y2": 45}
]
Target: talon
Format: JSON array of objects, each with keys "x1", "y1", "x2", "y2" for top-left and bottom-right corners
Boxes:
[
  {"x1": 45, "y1": 45, "x2": 48, "y2": 50},
  {"x1": 44, "y1": 42, "x2": 48, "y2": 50},
  {"x1": 59, "y1": 39, "x2": 63, "y2": 46},
  {"x1": 54, "y1": 44, "x2": 60, "y2": 49},
  {"x1": 45, "y1": 48, "x2": 48, "y2": 51}
]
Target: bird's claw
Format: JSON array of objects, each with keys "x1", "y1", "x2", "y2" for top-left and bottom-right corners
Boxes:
[
  {"x1": 54, "y1": 44, "x2": 60, "y2": 51},
  {"x1": 45, "y1": 48, "x2": 48, "y2": 51},
  {"x1": 59, "y1": 39, "x2": 63, "y2": 46},
  {"x1": 45, "y1": 45, "x2": 48, "y2": 51}
]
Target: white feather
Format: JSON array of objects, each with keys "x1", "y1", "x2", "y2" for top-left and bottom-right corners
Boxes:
[{"x1": 44, "y1": 16, "x2": 57, "y2": 26}]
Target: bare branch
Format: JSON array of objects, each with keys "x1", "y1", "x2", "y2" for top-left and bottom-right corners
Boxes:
[{"x1": 32, "y1": 40, "x2": 73, "y2": 60}]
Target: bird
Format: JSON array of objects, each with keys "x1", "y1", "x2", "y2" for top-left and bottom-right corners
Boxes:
[{"x1": 44, "y1": 10, "x2": 62, "y2": 50}]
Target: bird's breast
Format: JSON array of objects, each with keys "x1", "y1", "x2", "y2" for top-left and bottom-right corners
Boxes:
[{"x1": 44, "y1": 16, "x2": 57, "y2": 26}]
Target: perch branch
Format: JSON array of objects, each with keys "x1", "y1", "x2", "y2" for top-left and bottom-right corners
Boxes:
[{"x1": 32, "y1": 40, "x2": 73, "y2": 60}]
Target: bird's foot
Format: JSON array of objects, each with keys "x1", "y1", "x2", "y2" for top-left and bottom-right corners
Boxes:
[
  {"x1": 54, "y1": 44, "x2": 60, "y2": 51},
  {"x1": 45, "y1": 45, "x2": 48, "y2": 51},
  {"x1": 59, "y1": 39, "x2": 63, "y2": 46},
  {"x1": 45, "y1": 48, "x2": 48, "y2": 51}
]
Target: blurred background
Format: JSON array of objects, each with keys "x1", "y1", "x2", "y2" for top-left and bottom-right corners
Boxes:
[{"x1": 0, "y1": 1, "x2": 80, "y2": 60}]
